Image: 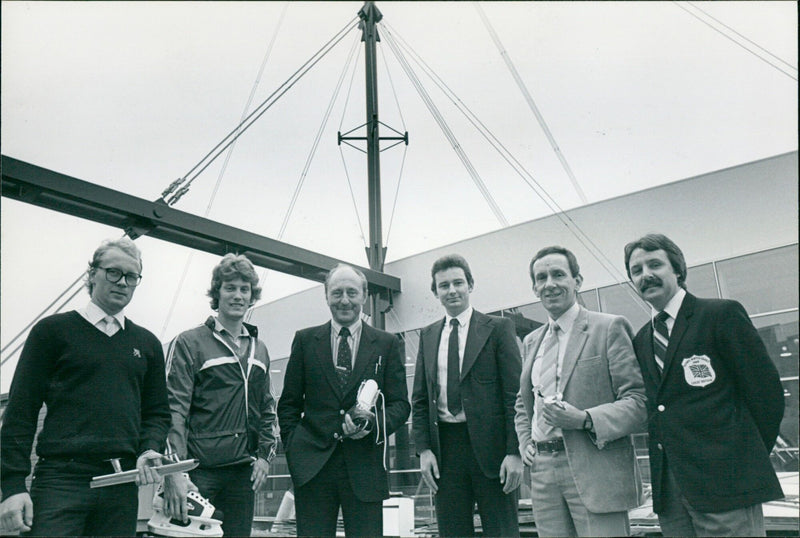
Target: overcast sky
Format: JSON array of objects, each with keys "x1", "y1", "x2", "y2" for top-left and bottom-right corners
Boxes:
[{"x1": 1, "y1": 1, "x2": 797, "y2": 392}]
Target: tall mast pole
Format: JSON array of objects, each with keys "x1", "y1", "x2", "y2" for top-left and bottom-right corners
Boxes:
[{"x1": 359, "y1": 1, "x2": 386, "y2": 329}]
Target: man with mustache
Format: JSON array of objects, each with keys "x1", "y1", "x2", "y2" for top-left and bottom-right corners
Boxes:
[
  {"x1": 624, "y1": 233, "x2": 784, "y2": 536},
  {"x1": 514, "y1": 246, "x2": 646, "y2": 536},
  {"x1": 278, "y1": 264, "x2": 410, "y2": 537},
  {"x1": 163, "y1": 254, "x2": 277, "y2": 537}
]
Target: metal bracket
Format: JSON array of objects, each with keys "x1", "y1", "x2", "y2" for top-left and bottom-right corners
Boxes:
[{"x1": 90, "y1": 458, "x2": 199, "y2": 488}]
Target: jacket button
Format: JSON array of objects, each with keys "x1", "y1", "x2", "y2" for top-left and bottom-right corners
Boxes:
[
  {"x1": 334, "y1": 433, "x2": 340, "y2": 439},
  {"x1": 340, "y1": 409, "x2": 345, "y2": 415},
  {"x1": 657, "y1": 404, "x2": 665, "y2": 412},
  {"x1": 657, "y1": 443, "x2": 663, "y2": 450}
]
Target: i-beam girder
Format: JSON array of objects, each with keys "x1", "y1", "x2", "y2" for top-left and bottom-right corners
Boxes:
[{"x1": 0, "y1": 155, "x2": 401, "y2": 295}]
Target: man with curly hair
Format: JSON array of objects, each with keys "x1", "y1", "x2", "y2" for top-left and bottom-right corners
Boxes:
[{"x1": 163, "y1": 254, "x2": 277, "y2": 537}]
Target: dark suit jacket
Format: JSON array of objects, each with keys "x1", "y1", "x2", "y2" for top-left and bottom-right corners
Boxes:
[
  {"x1": 633, "y1": 293, "x2": 784, "y2": 513},
  {"x1": 277, "y1": 321, "x2": 410, "y2": 502},
  {"x1": 412, "y1": 310, "x2": 521, "y2": 479}
]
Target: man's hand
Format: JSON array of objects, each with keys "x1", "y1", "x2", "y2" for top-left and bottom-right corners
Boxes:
[
  {"x1": 135, "y1": 449, "x2": 163, "y2": 486},
  {"x1": 521, "y1": 443, "x2": 536, "y2": 466},
  {"x1": 499, "y1": 454, "x2": 523, "y2": 494},
  {"x1": 342, "y1": 413, "x2": 370, "y2": 440},
  {"x1": 163, "y1": 473, "x2": 197, "y2": 523},
  {"x1": 541, "y1": 400, "x2": 585, "y2": 430},
  {"x1": 251, "y1": 457, "x2": 270, "y2": 491},
  {"x1": 419, "y1": 449, "x2": 440, "y2": 494},
  {"x1": 0, "y1": 492, "x2": 33, "y2": 533}
]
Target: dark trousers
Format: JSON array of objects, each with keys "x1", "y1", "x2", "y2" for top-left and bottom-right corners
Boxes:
[
  {"x1": 294, "y1": 445, "x2": 382, "y2": 537},
  {"x1": 436, "y1": 422, "x2": 520, "y2": 537},
  {"x1": 190, "y1": 463, "x2": 255, "y2": 537},
  {"x1": 26, "y1": 457, "x2": 138, "y2": 537}
]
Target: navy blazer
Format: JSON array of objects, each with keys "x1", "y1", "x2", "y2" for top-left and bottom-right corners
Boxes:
[
  {"x1": 412, "y1": 310, "x2": 521, "y2": 478},
  {"x1": 277, "y1": 321, "x2": 410, "y2": 502},
  {"x1": 633, "y1": 293, "x2": 784, "y2": 513}
]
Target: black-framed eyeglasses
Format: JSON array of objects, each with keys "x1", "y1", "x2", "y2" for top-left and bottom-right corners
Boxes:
[{"x1": 97, "y1": 266, "x2": 142, "y2": 286}]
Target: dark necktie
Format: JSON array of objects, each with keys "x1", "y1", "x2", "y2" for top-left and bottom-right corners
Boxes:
[
  {"x1": 447, "y1": 318, "x2": 462, "y2": 416},
  {"x1": 336, "y1": 327, "x2": 352, "y2": 387},
  {"x1": 653, "y1": 311, "x2": 669, "y2": 375}
]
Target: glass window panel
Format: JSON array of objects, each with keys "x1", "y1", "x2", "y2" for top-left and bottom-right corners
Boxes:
[
  {"x1": 598, "y1": 283, "x2": 650, "y2": 329},
  {"x1": 686, "y1": 263, "x2": 718, "y2": 299},
  {"x1": 499, "y1": 303, "x2": 546, "y2": 342},
  {"x1": 716, "y1": 245, "x2": 799, "y2": 315},
  {"x1": 751, "y1": 311, "x2": 799, "y2": 471},
  {"x1": 578, "y1": 290, "x2": 599, "y2": 312}
]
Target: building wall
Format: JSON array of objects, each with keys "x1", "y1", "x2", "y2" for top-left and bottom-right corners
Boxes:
[{"x1": 252, "y1": 151, "x2": 798, "y2": 350}]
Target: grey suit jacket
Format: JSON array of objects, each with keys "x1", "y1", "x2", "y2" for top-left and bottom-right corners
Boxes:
[{"x1": 515, "y1": 307, "x2": 647, "y2": 513}]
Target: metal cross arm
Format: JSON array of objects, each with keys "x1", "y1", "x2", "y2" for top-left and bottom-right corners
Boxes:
[{"x1": 1, "y1": 155, "x2": 401, "y2": 295}]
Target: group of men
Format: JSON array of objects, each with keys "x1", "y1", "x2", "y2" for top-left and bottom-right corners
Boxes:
[{"x1": 0, "y1": 232, "x2": 785, "y2": 537}]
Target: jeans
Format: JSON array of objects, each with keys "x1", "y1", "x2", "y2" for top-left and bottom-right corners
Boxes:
[
  {"x1": 190, "y1": 463, "x2": 255, "y2": 537},
  {"x1": 27, "y1": 457, "x2": 138, "y2": 537}
]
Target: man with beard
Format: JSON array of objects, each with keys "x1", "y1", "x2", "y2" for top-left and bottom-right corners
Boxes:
[{"x1": 624, "y1": 233, "x2": 784, "y2": 536}]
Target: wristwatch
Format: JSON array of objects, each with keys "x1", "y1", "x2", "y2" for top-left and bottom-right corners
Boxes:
[{"x1": 582, "y1": 411, "x2": 593, "y2": 432}]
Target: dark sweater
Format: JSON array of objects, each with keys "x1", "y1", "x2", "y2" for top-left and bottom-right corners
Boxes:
[{"x1": 1, "y1": 311, "x2": 170, "y2": 499}]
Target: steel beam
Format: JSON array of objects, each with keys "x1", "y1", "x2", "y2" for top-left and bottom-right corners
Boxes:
[{"x1": 1, "y1": 155, "x2": 401, "y2": 294}]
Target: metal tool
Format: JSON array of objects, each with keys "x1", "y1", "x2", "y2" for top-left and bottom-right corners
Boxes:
[{"x1": 90, "y1": 458, "x2": 199, "y2": 488}]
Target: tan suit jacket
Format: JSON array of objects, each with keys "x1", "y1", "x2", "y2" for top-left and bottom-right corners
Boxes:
[{"x1": 515, "y1": 307, "x2": 646, "y2": 513}]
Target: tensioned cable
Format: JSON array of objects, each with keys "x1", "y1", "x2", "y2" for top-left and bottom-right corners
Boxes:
[
  {"x1": 161, "y1": 3, "x2": 290, "y2": 339},
  {"x1": 380, "y1": 25, "x2": 509, "y2": 228},
  {"x1": 1, "y1": 284, "x2": 85, "y2": 367},
  {"x1": 1, "y1": 274, "x2": 84, "y2": 355},
  {"x1": 474, "y1": 3, "x2": 589, "y2": 205},
  {"x1": 378, "y1": 36, "x2": 410, "y2": 248},
  {"x1": 686, "y1": 1, "x2": 797, "y2": 72},
  {"x1": 161, "y1": 16, "x2": 360, "y2": 206},
  {"x1": 382, "y1": 23, "x2": 648, "y2": 313},
  {"x1": 673, "y1": 1, "x2": 797, "y2": 82},
  {"x1": 280, "y1": 31, "x2": 364, "y2": 242}
]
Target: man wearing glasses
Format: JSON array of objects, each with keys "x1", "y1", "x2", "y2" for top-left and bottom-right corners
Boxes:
[{"x1": 0, "y1": 237, "x2": 171, "y2": 536}]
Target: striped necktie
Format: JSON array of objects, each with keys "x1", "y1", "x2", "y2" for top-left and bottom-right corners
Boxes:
[
  {"x1": 652, "y1": 311, "x2": 670, "y2": 375},
  {"x1": 534, "y1": 323, "x2": 560, "y2": 439}
]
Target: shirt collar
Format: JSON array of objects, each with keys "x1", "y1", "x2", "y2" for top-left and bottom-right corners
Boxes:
[
  {"x1": 84, "y1": 301, "x2": 126, "y2": 329},
  {"x1": 548, "y1": 301, "x2": 580, "y2": 334},
  {"x1": 332, "y1": 317, "x2": 362, "y2": 338},
  {"x1": 652, "y1": 287, "x2": 686, "y2": 321},
  {"x1": 213, "y1": 317, "x2": 249, "y2": 338},
  {"x1": 446, "y1": 306, "x2": 473, "y2": 328}
]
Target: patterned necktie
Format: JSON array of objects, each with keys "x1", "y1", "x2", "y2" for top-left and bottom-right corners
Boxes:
[
  {"x1": 652, "y1": 311, "x2": 670, "y2": 375},
  {"x1": 102, "y1": 316, "x2": 119, "y2": 337},
  {"x1": 447, "y1": 318, "x2": 462, "y2": 416},
  {"x1": 336, "y1": 327, "x2": 352, "y2": 387},
  {"x1": 534, "y1": 323, "x2": 560, "y2": 439}
]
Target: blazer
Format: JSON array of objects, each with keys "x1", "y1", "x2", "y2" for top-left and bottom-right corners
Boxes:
[
  {"x1": 412, "y1": 310, "x2": 521, "y2": 479},
  {"x1": 277, "y1": 321, "x2": 410, "y2": 502},
  {"x1": 633, "y1": 293, "x2": 784, "y2": 513},
  {"x1": 515, "y1": 307, "x2": 646, "y2": 513}
]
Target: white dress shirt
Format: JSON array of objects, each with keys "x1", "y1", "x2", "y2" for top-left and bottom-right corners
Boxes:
[{"x1": 437, "y1": 306, "x2": 473, "y2": 423}]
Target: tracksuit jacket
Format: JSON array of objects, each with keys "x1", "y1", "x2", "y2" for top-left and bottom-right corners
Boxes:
[{"x1": 165, "y1": 316, "x2": 277, "y2": 467}]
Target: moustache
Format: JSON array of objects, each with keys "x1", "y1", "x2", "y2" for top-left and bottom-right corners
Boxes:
[{"x1": 640, "y1": 277, "x2": 662, "y2": 291}]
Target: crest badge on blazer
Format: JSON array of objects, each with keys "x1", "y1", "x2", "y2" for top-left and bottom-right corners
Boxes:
[{"x1": 681, "y1": 355, "x2": 716, "y2": 387}]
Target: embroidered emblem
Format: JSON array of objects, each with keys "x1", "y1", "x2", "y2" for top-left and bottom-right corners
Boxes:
[
  {"x1": 681, "y1": 355, "x2": 715, "y2": 387},
  {"x1": 133, "y1": 348, "x2": 142, "y2": 358}
]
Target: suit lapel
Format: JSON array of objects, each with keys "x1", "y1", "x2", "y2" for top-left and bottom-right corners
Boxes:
[
  {"x1": 461, "y1": 311, "x2": 492, "y2": 380},
  {"x1": 520, "y1": 327, "x2": 547, "y2": 420},
  {"x1": 347, "y1": 324, "x2": 376, "y2": 393},
  {"x1": 423, "y1": 320, "x2": 444, "y2": 387},
  {"x1": 559, "y1": 308, "x2": 589, "y2": 391},
  {"x1": 662, "y1": 293, "x2": 695, "y2": 379},
  {"x1": 314, "y1": 322, "x2": 344, "y2": 399}
]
